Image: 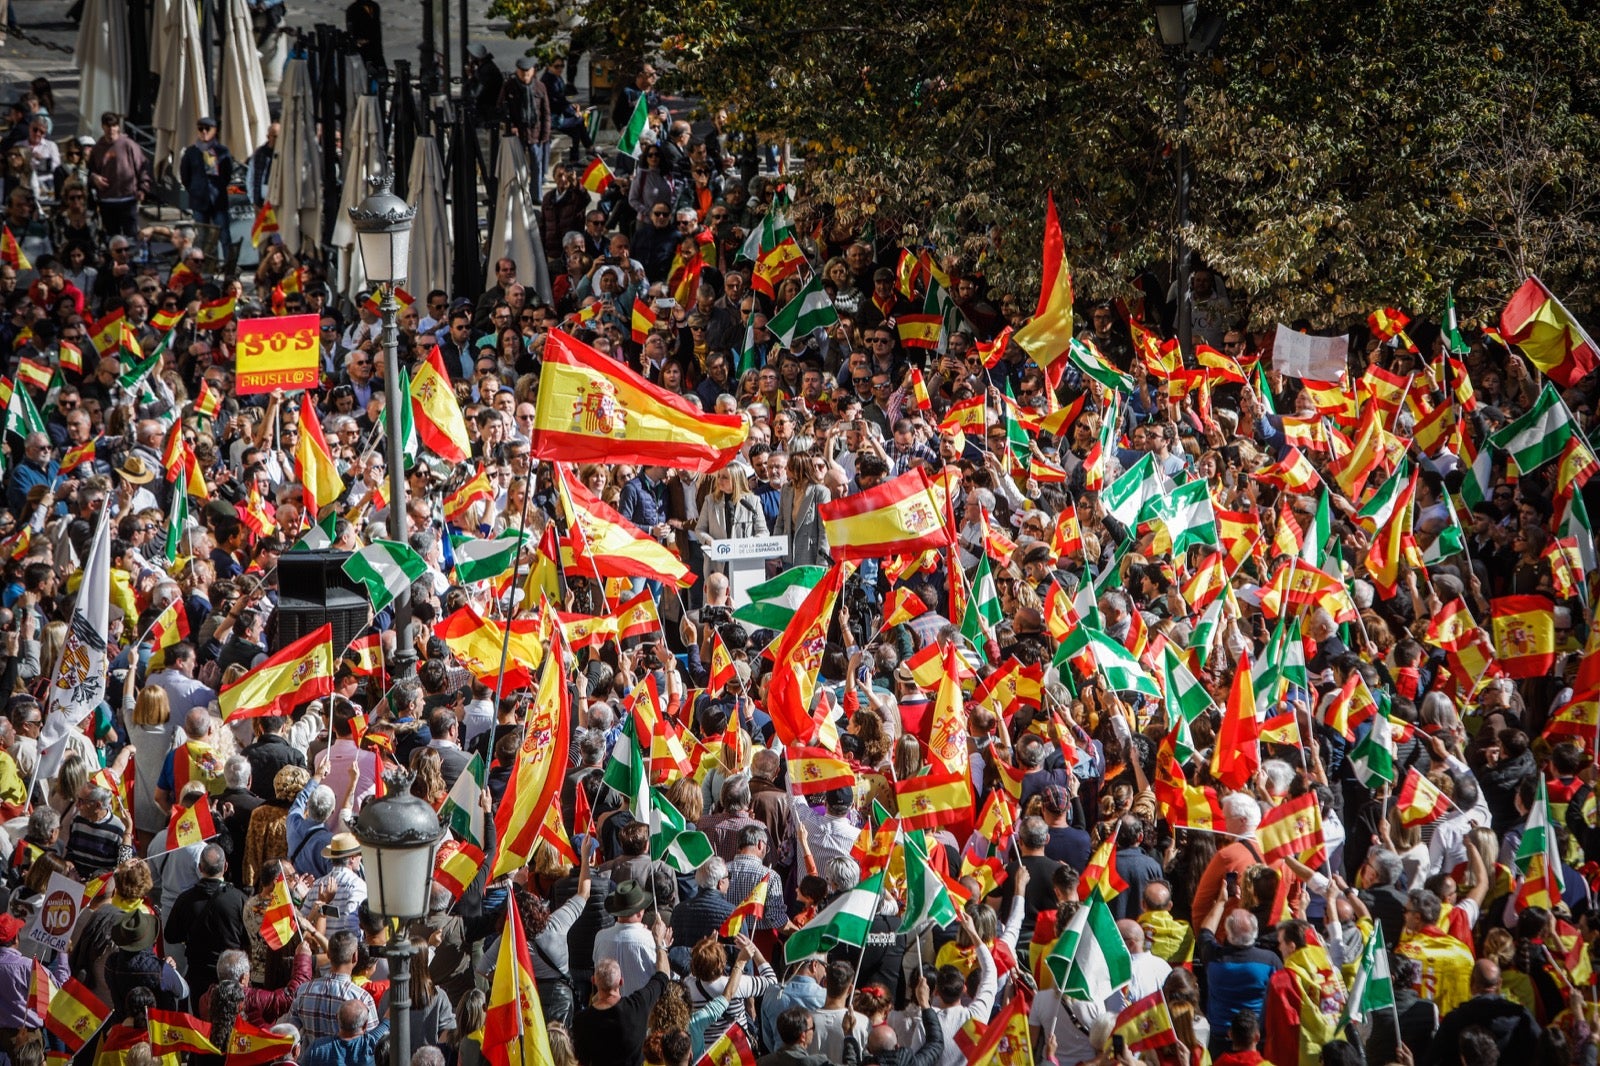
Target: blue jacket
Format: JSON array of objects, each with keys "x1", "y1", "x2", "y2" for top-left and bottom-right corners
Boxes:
[
  {"x1": 1199, "y1": 928, "x2": 1281, "y2": 1046},
  {"x1": 179, "y1": 140, "x2": 235, "y2": 215},
  {"x1": 758, "y1": 976, "x2": 826, "y2": 1052},
  {"x1": 618, "y1": 473, "x2": 667, "y2": 531},
  {"x1": 5, "y1": 457, "x2": 56, "y2": 515},
  {"x1": 303, "y1": 1020, "x2": 390, "y2": 1066}
]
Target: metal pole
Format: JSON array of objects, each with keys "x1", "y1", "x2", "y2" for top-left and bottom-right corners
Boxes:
[
  {"x1": 381, "y1": 282, "x2": 415, "y2": 680},
  {"x1": 1175, "y1": 60, "x2": 1192, "y2": 359},
  {"x1": 420, "y1": 0, "x2": 437, "y2": 97},
  {"x1": 459, "y1": 0, "x2": 470, "y2": 91},
  {"x1": 387, "y1": 939, "x2": 414, "y2": 1066}
]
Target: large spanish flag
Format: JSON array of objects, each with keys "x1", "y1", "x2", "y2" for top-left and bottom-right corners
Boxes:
[
  {"x1": 294, "y1": 401, "x2": 345, "y2": 516},
  {"x1": 219, "y1": 624, "x2": 334, "y2": 722},
  {"x1": 1490, "y1": 594, "x2": 1556, "y2": 679},
  {"x1": 411, "y1": 346, "x2": 472, "y2": 462},
  {"x1": 1501, "y1": 276, "x2": 1600, "y2": 386},
  {"x1": 555, "y1": 463, "x2": 693, "y2": 586},
  {"x1": 533, "y1": 329, "x2": 747, "y2": 473},
  {"x1": 492, "y1": 629, "x2": 571, "y2": 877},
  {"x1": 818, "y1": 468, "x2": 952, "y2": 562},
  {"x1": 435, "y1": 605, "x2": 544, "y2": 691},
  {"x1": 45, "y1": 977, "x2": 109, "y2": 1050},
  {"x1": 483, "y1": 898, "x2": 553, "y2": 1066},
  {"x1": 149, "y1": 1010, "x2": 220, "y2": 1056},
  {"x1": 1013, "y1": 192, "x2": 1076, "y2": 378}
]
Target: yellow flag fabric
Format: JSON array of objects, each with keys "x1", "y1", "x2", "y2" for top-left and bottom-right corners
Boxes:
[
  {"x1": 411, "y1": 347, "x2": 472, "y2": 462},
  {"x1": 295, "y1": 402, "x2": 345, "y2": 515}
]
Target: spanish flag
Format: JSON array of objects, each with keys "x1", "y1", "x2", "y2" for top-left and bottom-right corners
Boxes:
[
  {"x1": 434, "y1": 839, "x2": 485, "y2": 900},
  {"x1": 60, "y1": 438, "x2": 98, "y2": 474},
  {"x1": 250, "y1": 201, "x2": 279, "y2": 247},
  {"x1": 1212, "y1": 651, "x2": 1261, "y2": 792},
  {"x1": 0, "y1": 225, "x2": 29, "y2": 270},
  {"x1": 146, "y1": 599, "x2": 189, "y2": 670},
  {"x1": 708, "y1": 630, "x2": 736, "y2": 694},
  {"x1": 195, "y1": 294, "x2": 237, "y2": 330},
  {"x1": 444, "y1": 466, "x2": 496, "y2": 524},
  {"x1": 1257, "y1": 792, "x2": 1325, "y2": 865},
  {"x1": 148, "y1": 1010, "x2": 219, "y2": 1056},
  {"x1": 343, "y1": 631, "x2": 384, "y2": 678},
  {"x1": 1251, "y1": 447, "x2": 1322, "y2": 494},
  {"x1": 58, "y1": 338, "x2": 83, "y2": 373},
  {"x1": 295, "y1": 402, "x2": 345, "y2": 516},
  {"x1": 492, "y1": 618, "x2": 572, "y2": 879},
  {"x1": 1425, "y1": 597, "x2": 1480, "y2": 651},
  {"x1": 894, "y1": 767, "x2": 972, "y2": 832},
  {"x1": 219, "y1": 623, "x2": 335, "y2": 722},
  {"x1": 1490, "y1": 594, "x2": 1555, "y2": 679},
  {"x1": 362, "y1": 287, "x2": 414, "y2": 317},
  {"x1": 1544, "y1": 695, "x2": 1599, "y2": 753},
  {"x1": 1078, "y1": 836, "x2": 1129, "y2": 902},
  {"x1": 1013, "y1": 193, "x2": 1075, "y2": 379},
  {"x1": 818, "y1": 468, "x2": 952, "y2": 562},
  {"x1": 168, "y1": 259, "x2": 202, "y2": 292},
  {"x1": 44, "y1": 977, "x2": 108, "y2": 1050},
  {"x1": 1501, "y1": 276, "x2": 1600, "y2": 387},
  {"x1": 973, "y1": 659, "x2": 1043, "y2": 719},
  {"x1": 1329, "y1": 407, "x2": 1384, "y2": 499},
  {"x1": 151, "y1": 305, "x2": 185, "y2": 330},
  {"x1": 555, "y1": 463, "x2": 693, "y2": 586},
  {"x1": 165, "y1": 798, "x2": 217, "y2": 851},
  {"x1": 226, "y1": 1019, "x2": 298, "y2": 1066},
  {"x1": 193, "y1": 378, "x2": 223, "y2": 420},
  {"x1": 580, "y1": 156, "x2": 614, "y2": 194},
  {"x1": 907, "y1": 367, "x2": 933, "y2": 411},
  {"x1": 1259, "y1": 560, "x2": 1359, "y2": 624},
  {"x1": 533, "y1": 329, "x2": 748, "y2": 473},
  {"x1": 89, "y1": 308, "x2": 125, "y2": 358},
  {"x1": 720, "y1": 881, "x2": 769, "y2": 938},
  {"x1": 631, "y1": 297, "x2": 656, "y2": 343},
  {"x1": 765, "y1": 564, "x2": 846, "y2": 746},
  {"x1": 1114, "y1": 990, "x2": 1178, "y2": 1053},
  {"x1": 411, "y1": 346, "x2": 472, "y2": 463},
  {"x1": 881, "y1": 587, "x2": 930, "y2": 630},
  {"x1": 259, "y1": 873, "x2": 298, "y2": 949},
  {"x1": 697, "y1": 1025, "x2": 756, "y2": 1066},
  {"x1": 788, "y1": 747, "x2": 854, "y2": 794},
  {"x1": 1395, "y1": 767, "x2": 1453, "y2": 828},
  {"x1": 968, "y1": 999, "x2": 1032, "y2": 1066},
  {"x1": 436, "y1": 605, "x2": 545, "y2": 691}
]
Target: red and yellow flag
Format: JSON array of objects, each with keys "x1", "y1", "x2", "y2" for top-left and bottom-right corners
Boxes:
[
  {"x1": 491, "y1": 619, "x2": 571, "y2": 878},
  {"x1": 631, "y1": 298, "x2": 657, "y2": 343},
  {"x1": 1395, "y1": 768, "x2": 1453, "y2": 828},
  {"x1": 1490, "y1": 595, "x2": 1556, "y2": 679},
  {"x1": 444, "y1": 466, "x2": 496, "y2": 524},
  {"x1": 1502, "y1": 276, "x2": 1600, "y2": 386},
  {"x1": 818, "y1": 468, "x2": 952, "y2": 562},
  {"x1": 193, "y1": 378, "x2": 223, "y2": 420},
  {"x1": 219, "y1": 623, "x2": 335, "y2": 722},
  {"x1": 196, "y1": 295, "x2": 237, "y2": 330},
  {"x1": 147, "y1": 599, "x2": 190, "y2": 670},
  {"x1": 696, "y1": 1026, "x2": 756, "y2": 1066},
  {"x1": 580, "y1": 157, "x2": 614, "y2": 194},
  {"x1": 482, "y1": 858, "x2": 553, "y2": 1066},
  {"x1": 1257, "y1": 792, "x2": 1325, "y2": 866},
  {"x1": 1212, "y1": 651, "x2": 1261, "y2": 791},
  {"x1": 1251, "y1": 447, "x2": 1322, "y2": 494},
  {"x1": 556, "y1": 464, "x2": 694, "y2": 586},
  {"x1": 45, "y1": 978, "x2": 108, "y2": 1050},
  {"x1": 411, "y1": 346, "x2": 472, "y2": 463},
  {"x1": 259, "y1": 874, "x2": 297, "y2": 949},
  {"x1": 434, "y1": 839, "x2": 486, "y2": 900},
  {"x1": 0, "y1": 225, "x2": 30, "y2": 270},
  {"x1": 250, "y1": 201, "x2": 279, "y2": 246},
  {"x1": 1078, "y1": 836, "x2": 1129, "y2": 902},
  {"x1": 436, "y1": 606, "x2": 545, "y2": 691},
  {"x1": 1012, "y1": 192, "x2": 1075, "y2": 380},
  {"x1": 765, "y1": 564, "x2": 846, "y2": 747},
  {"x1": 149, "y1": 1010, "x2": 220, "y2": 1056},
  {"x1": 894, "y1": 767, "x2": 972, "y2": 831},
  {"x1": 720, "y1": 880, "x2": 769, "y2": 938},
  {"x1": 226, "y1": 1019, "x2": 298, "y2": 1066},
  {"x1": 295, "y1": 402, "x2": 345, "y2": 516},
  {"x1": 788, "y1": 746, "x2": 855, "y2": 794},
  {"x1": 1114, "y1": 990, "x2": 1178, "y2": 1053},
  {"x1": 165, "y1": 798, "x2": 217, "y2": 851},
  {"x1": 533, "y1": 329, "x2": 748, "y2": 473},
  {"x1": 969, "y1": 998, "x2": 1033, "y2": 1066}
]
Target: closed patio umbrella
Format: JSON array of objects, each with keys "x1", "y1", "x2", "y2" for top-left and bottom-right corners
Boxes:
[
  {"x1": 406, "y1": 135, "x2": 450, "y2": 300},
  {"x1": 264, "y1": 58, "x2": 322, "y2": 256},
  {"x1": 329, "y1": 94, "x2": 385, "y2": 303},
  {"x1": 217, "y1": 0, "x2": 270, "y2": 162},
  {"x1": 151, "y1": 0, "x2": 210, "y2": 177},
  {"x1": 75, "y1": 0, "x2": 130, "y2": 129},
  {"x1": 487, "y1": 135, "x2": 553, "y2": 306}
]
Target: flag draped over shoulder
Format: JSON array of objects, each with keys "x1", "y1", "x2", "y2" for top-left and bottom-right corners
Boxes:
[{"x1": 532, "y1": 329, "x2": 748, "y2": 473}]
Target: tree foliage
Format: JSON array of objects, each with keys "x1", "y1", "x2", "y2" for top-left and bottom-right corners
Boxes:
[{"x1": 490, "y1": 0, "x2": 1600, "y2": 327}]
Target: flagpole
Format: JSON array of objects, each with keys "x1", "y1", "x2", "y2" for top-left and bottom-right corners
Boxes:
[
  {"x1": 843, "y1": 827, "x2": 895, "y2": 1010},
  {"x1": 491, "y1": 470, "x2": 538, "y2": 713}
]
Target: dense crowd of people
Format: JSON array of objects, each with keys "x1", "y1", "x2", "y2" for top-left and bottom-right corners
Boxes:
[{"x1": 0, "y1": 40, "x2": 1596, "y2": 1066}]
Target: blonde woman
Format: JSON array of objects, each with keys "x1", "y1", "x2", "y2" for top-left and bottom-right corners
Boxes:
[
  {"x1": 692, "y1": 466, "x2": 768, "y2": 579},
  {"x1": 124, "y1": 683, "x2": 179, "y2": 840},
  {"x1": 774, "y1": 451, "x2": 829, "y2": 570}
]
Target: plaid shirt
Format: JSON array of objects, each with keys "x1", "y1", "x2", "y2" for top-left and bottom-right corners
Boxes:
[
  {"x1": 725, "y1": 854, "x2": 787, "y2": 930},
  {"x1": 288, "y1": 974, "x2": 377, "y2": 1044}
]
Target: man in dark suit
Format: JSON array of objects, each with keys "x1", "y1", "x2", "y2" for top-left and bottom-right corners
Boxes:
[
  {"x1": 427, "y1": 708, "x2": 473, "y2": 787},
  {"x1": 1425, "y1": 960, "x2": 1539, "y2": 1066}
]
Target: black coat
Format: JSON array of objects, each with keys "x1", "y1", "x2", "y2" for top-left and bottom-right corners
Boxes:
[
  {"x1": 167, "y1": 878, "x2": 250, "y2": 999},
  {"x1": 1424, "y1": 995, "x2": 1540, "y2": 1066}
]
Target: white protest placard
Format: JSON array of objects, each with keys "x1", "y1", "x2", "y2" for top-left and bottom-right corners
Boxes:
[
  {"x1": 1271, "y1": 323, "x2": 1349, "y2": 381},
  {"x1": 26, "y1": 871, "x2": 83, "y2": 951}
]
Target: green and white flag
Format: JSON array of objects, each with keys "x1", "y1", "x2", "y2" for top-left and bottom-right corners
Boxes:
[
  {"x1": 766, "y1": 273, "x2": 838, "y2": 347},
  {"x1": 1488, "y1": 383, "x2": 1575, "y2": 474},
  {"x1": 960, "y1": 552, "x2": 1003, "y2": 661},
  {"x1": 290, "y1": 512, "x2": 340, "y2": 553},
  {"x1": 1514, "y1": 774, "x2": 1565, "y2": 904},
  {"x1": 615, "y1": 92, "x2": 650, "y2": 158},
  {"x1": 451, "y1": 530, "x2": 531, "y2": 584},
  {"x1": 1559, "y1": 490, "x2": 1597, "y2": 576},
  {"x1": 1162, "y1": 644, "x2": 1215, "y2": 729},
  {"x1": 1103, "y1": 453, "x2": 1164, "y2": 529},
  {"x1": 1045, "y1": 890, "x2": 1132, "y2": 1003},
  {"x1": 735, "y1": 314, "x2": 761, "y2": 376},
  {"x1": 440, "y1": 754, "x2": 488, "y2": 848},
  {"x1": 1340, "y1": 924, "x2": 1396, "y2": 1028},
  {"x1": 649, "y1": 788, "x2": 714, "y2": 872},
  {"x1": 1189, "y1": 598, "x2": 1224, "y2": 670},
  {"x1": 343, "y1": 539, "x2": 429, "y2": 613},
  {"x1": 1252, "y1": 615, "x2": 1306, "y2": 709},
  {"x1": 4, "y1": 382, "x2": 45, "y2": 439},
  {"x1": 602, "y1": 716, "x2": 646, "y2": 804},
  {"x1": 1357, "y1": 459, "x2": 1412, "y2": 533},
  {"x1": 733, "y1": 566, "x2": 825, "y2": 631},
  {"x1": 1442, "y1": 287, "x2": 1469, "y2": 356},
  {"x1": 783, "y1": 871, "x2": 885, "y2": 964},
  {"x1": 1054, "y1": 625, "x2": 1159, "y2": 698},
  {"x1": 386, "y1": 367, "x2": 419, "y2": 470},
  {"x1": 1066, "y1": 337, "x2": 1134, "y2": 393},
  {"x1": 1300, "y1": 490, "x2": 1332, "y2": 567},
  {"x1": 164, "y1": 483, "x2": 189, "y2": 564},
  {"x1": 899, "y1": 830, "x2": 958, "y2": 933},
  {"x1": 117, "y1": 325, "x2": 175, "y2": 389},
  {"x1": 1147, "y1": 478, "x2": 1217, "y2": 555},
  {"x1": 1422, "y1": 493, "x2": 1466, "y2": 565},
  {"x1": 1349, "y1": 711, "x2": 1396, "y2": 787}
]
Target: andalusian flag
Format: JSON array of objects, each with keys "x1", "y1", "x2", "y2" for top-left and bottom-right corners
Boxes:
[
  {"x1": 615, "y1": 92, "x2": 650, "y2": 157},
  {"x1": 451, "y1": 530, "x2": 531, "y2": 585},
  {"x1": 1488, "y1": 383, "x2": 1576, "y2": 474},
  {"x1": 533, "y1": 330, "x2": 748, "y2": 473},
  {"x1": 1146, "y1": 478, "x2": 1217, "y2": 554},
  {"x1": 441, "y1": 753, "x2": 489, "y2": 848},
  {"x1": 1045, "y1": 890, "x2": 1132, "y2": 1002},
  {"x1": 766, "y1": 273, "x2": 839, "y2": 346},
  {"x1": 163, "y1": 484, "x2": 189, "y2": 565},
  {"x1": 1515, "y1": 775, "x2": 1565, "y2": 910},
  {"x1": 1339, "y1": 925, "x2": 1395, "y2": 1028},
  {"x1": 344, "y1": 540, "x2": 429, "y2": 612},
  {"x1": 898, "y1": 829, "x2": 958, "y2": 933},
  {"x1": 783, "y1": 871, "x2": 885, "y2": 964},
  {"x1": 218, "y1": 624, "x2": 335, "y2": 722},
  {"x1": 1349, "y1": 712, "x2": 1396, "y2": 787},
  {"x1": 482, "y1": 893, "x2": 554, "y2": 1066},
  {"x1": 959, "y1": 552, "x2": 1003, "y2": 657}
]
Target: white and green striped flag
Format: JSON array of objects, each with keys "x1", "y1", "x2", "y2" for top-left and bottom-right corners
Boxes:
[
  {"x1": 1103, "y1": 453, "x2": 1165, "y2": 529},
  {"x1": 783, "y1": 871, "x2": 885, "y2": 964},
  {"x1": 1162, "y1": 644, "x2": 1215, "y2": 728},
  {"x1": 898, "y1": 830, "x2": 957, "y2": 934},
  {"x1": 343, "y1": 539, "x2": 429, "y2": 612},
  {"x1": 1349, "y1": 711, "x2": 1396, "y2": 787},
  {"x1": 1442, "y1": 287, "x2": 1469, "y2": 356},
  {"x1": 164, "y1": 485, "x2": 189, "y2": 565},
  {"x1": 1148, "y1": 478, "x2": 1217, "y2": 555},
  {"x1": 1422, "y1": 492, "x2": 1466, "y2": 565},
  {"x1": 766, "y1": 273, "x2": 838, "y2": 347},
  {"x1": 4, "y1": 382, "x2": 45, "y2": 439},
  {"x1": 649, "y1": 787, "x2": 714, "y2": 872},
  {"x1": 959, "y1": 552, "x2": 1003, "y2": 661},
  {"x1": 440, "y1": 754, "x2": 488, "y2": 848},
  {"x1": 1559, "y1": 491, "x2": 1597, "y2": 575},
  {"x1": 1488, "y1": 383, "x2": 1575, "y2": 474},
  {"x1": 733, "y1": 566, "x2": 825, "y2": 631},
  {"x1": 1045, "y1": 890, "x2": 1132, "y2": 1002},
  {"x1": 602, "y1": 716, "x2": 646, "y2": 804},
  {"x1": 1252, "y1": 615, "x2": 1306, "y2": 709},
  {"x1": 451, "y1": 530, "x2": 530, "y2": 584},
  {"x1": 1357, "y1": 459, "x2": 1412, "y2": 533},
  {"x1": 1055, "y1": 625, "x2": 1159, "y2": 698},
  {"x1": 1189, "y1": 598, "x2": 1224, "y2": 670},
  {"x1": 615, "y1": 92, "x2": 650, "y2": 158},
  {"x1": 396, "y1": 367, "x2": 419, "y2": 469},
  {"x1": 290, "y1": 512, "x2": 339, "y2": 553},
  {"x1": 1340, "y1": 924, "x2": 1395, "y2": 1028}
]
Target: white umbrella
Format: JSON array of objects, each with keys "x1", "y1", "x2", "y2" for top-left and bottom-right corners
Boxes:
[
  {"x1": 264, "y1": 58, "x2": 322, "y2": 256},
  {"x1": 151, "y1": 0, "x2": 210, "y2": 177},
  {"x1": 75, "y1": 0, "x2": 129, "y2": 129},
  {"x1": 218, "y1": 0, "x2": 269, "y2": 162},
  {"x1": 488, "y1": 136, "x2": 553, "y2": 306},
  {"x1": 329, "y1": 95, "x2": 385, "y2": 304},
  {"x1": 406, "y1": 135, "x2": 451, "y2": 300}
]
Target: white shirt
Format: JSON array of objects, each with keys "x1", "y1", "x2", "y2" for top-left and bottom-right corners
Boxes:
[
  {"x1": 1028, "y1": 992, "x2": 1104, "y2": 1066},
  {"x1": 1427, "y1": 753, "x2": 1490, "y2": 875},
  {"x1": 1106, "y1": 951, "x2": 1172, "y2": 1013},
  {"x1": 150, "y1": 668, "x2": 216, "y2": 718},
  {"x1": 593, "y1": 920, "x2": 657, "y2": 996},
  {"x1": 901, "y1": 941, "x2": 996, "y2": 1066}
]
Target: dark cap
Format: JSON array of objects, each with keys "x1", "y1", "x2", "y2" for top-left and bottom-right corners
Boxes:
[
  {"x1": 1041, "y1": 785, "x2": 1071, "y2": 813},
  {"x1": 197, "y1": 116, "x2": 218, "y2": 129},
  {"x1": 467, "y1": 43, "x2": 490, "y2": 60},
  {"x1": 516, "y1": 57, "x2": 538, "y2": 72}
]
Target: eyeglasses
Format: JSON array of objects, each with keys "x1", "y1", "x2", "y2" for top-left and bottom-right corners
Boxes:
[
  {"x1": 651, "y1": 211, "x2": 669, "y2": 219},
  {"x1": 870, "y1": 337, "x2": 893, "y2": 345},
  {"x1": 872, "y1": 382, "x2": 891, "y2": 391}
]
